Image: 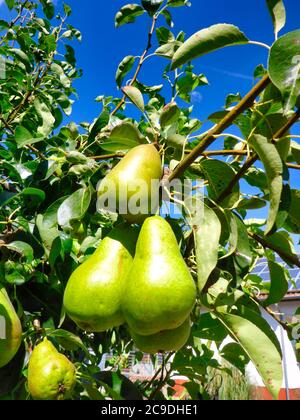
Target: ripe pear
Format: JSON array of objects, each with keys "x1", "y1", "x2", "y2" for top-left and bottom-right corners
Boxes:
[
  {"x1": 0, "y1": 287, "x2": 22, "y2": 368},
  {"x1": 98, "y1": 144, "x2": 162, "y2": 224},
  {"x1": 131, "y1": 318, "x2": 191, "y2": 354},
  {"x1": 64, "y1": 225, "x2": 138, "y2": 332},
  {"x1": 122, "y1": 216, "x2": 196, "y2": 335},
  {"x1": 28, "y1": 338, "x2": 76, "y2": 400}
]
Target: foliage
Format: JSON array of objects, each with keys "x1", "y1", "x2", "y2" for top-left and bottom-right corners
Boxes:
[{"x1": 0, "y1": 0, "x2": 300, "y2": 401}]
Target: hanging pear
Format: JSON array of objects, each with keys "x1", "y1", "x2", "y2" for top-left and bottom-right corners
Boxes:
[
  {"x1": 28, "y1": 338, "x2": 76, "y2": 400},
  {"x1": 122, "y1": 216, "x2": 196, "y2": 335},
  {"x1": 97, "y1": 144, "x2": 162, "y2": 224},
  {"x1": 64, "y1": 225, "x2": 138, "y2": 332},
  {"x1": 131, "y1": 318, "x2": 191, "y2": 354},
  {"x1": 0, "y1": 287, "x2": 22, "y2": 368}
]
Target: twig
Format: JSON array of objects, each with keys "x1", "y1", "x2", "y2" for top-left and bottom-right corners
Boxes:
[
  {"x1": 216, "y1": 108, "x2": 300, "y2": 204},
  {"x1": 111, "y1": 15, "x2": 158, "y2": 116},
  {"x1": 168, "y1": 74, "x2": 271, "y2": 181},
  {"x1": 248, "y1": 231, "x2": 300, "y2": 268}
]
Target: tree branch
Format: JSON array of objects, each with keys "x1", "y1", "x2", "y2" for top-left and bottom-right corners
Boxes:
[
  {"x1": 216, "y1": 108, "x2": 300, "y2": 204},
  {"x1": 168, "y1": 74, "x2": 271, "y2": 181},
  {"x1": 248, "y1": 231, "x2": 300, "y2": 268},
  {"x1": 111, "y1": 15, "x2": 158, "y2": 117}
]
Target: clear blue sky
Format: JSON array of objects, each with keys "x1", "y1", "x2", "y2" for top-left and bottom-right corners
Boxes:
[{"x1": 1, "y1": 0, "x2": 299, "y2": 247}]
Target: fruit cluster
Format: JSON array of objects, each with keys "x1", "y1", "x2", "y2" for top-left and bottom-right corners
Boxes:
[{"x1": 0, "y1": 144, "x2": 197, "y2": 399}]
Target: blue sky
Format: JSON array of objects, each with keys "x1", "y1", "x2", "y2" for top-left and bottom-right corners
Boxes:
[{"x1": 1, "y1": 0, "x2": 299, "y2": 247}]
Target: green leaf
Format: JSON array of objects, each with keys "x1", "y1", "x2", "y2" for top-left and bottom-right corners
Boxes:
[
  {"x1": 220, "y1": 342, "x2": 250, "y2": 374},
  {"x1": 40, "y1": 0, "x2": 55, "y2": 19},
  {"x1": 142, "y1": 0, "x2": 163, "y2": 16},
  {"x1": 200, "y1": 159, "x2": 240, "y2": 208},
  {"x1": 101, "y1": 122, "x2": 143, "y2": 153},
  {"x1": 88, "y1": 109, "x2": 110, "y2": 141},
  {"x1": 9, "y1": 48, "x2": 32, "y2": 72},
  {"x1": 216, "y1": 306, "x2": 283, "y2": 399},
  {"x1": 167, "y1": 0, "x2": 191, "y2": 7},
  {"x1": 194, "y1": 205, "x2": 221, "y2": 292},
  {"x1": 263, "y1": 260, "x2": 289, "y2": 306},
  {"x1": 115, "y1": 4, "x2": 145, "y2": 28},
  {"x1": 21, "y1": 187, "x2": 46, "y2": 204},
  {"x1": 266, "y1": 0, "x2": 286, "y2": 38},
  {"x1": 122, "y1": 85, "x2": 145, "y2": 112},
  {"x1": 14, "y1": 126, "x2": 44, "y2": 148},
  {"x1": 268, "y1": 30, "x2": 300, "y2": 111},
  {"x1": 193, "y1": 313, "x2": 228, "y2": 342},
  {"x1": 171, "y1": 24, "x2": 249, "y2": 69},
  {"x1": 284, "y1": 189, "x2": 300, "y2": 233},
  {"x1": 5, "y1": 0, "x2": 15, "y2": 10},
  {"x1": 37, "y1": 197, "x2": 66, "y2": 252},
  {"x1": 49, "y1": 329, "x2": 88, "y2": 353},
  {"x1": 58, "y1": 187, "x2": 91, "y2": 228},
  {"x1": 249, "y1": 134, "x2": 283, "y2": 235},
  {"x1": 5, "y1": 241, "x2": 34, "y2": 262},
  {"x1": 115, "y1": 56, "x2": 135, "y2": 88},
  {"x1": 34, "y1": 99, "x2": 55, "y2": 137}
]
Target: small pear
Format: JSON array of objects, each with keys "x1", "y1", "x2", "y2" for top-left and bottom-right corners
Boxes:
[
  {"x1": 64, "y1": 225, "x2": 138, "y2": 332},
  {"x1": 0, "y1": 287, "x2": 22, "y2": 368},
  {"x1": 131, "y1": 318, "x2": 191, "y2": 354},
  {"x1": 98, "y1": 144, "x2": 162, "y2": 224},
  {"x1": 122, "y1": 216, "x2": 196, "y2": 335},
  {"x1": 28, "y1": 338, "x2": 76, "y2": 400}
]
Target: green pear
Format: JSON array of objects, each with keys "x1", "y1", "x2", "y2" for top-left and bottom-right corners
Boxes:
[
  {"x1": 64, "y1": 225, "x2": 138, "y2": 332},
  {"x1": 122, "y1": 216, "x2": 197, "y2": 335},
  {"x1": 28, "y1": 338, "x2": 76, "y2": 400},
  {"x1": 0, "y1": 287, "x2": 22, "y2": 368},
  {"x1": 98, "y1": 144, "x2": 162, "y2": 224},
  {"x1": 131, "y1": 318, "x2": 191, "y2": 354}
]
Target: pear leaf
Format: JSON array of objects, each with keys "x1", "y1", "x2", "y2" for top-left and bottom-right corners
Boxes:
[
  {"x1": 116, "y1": 56, "x2": 135, "y2": 88},
  {"x1": 101, "y1": 122, "x2": 144, "y2": 153},
  {"x1": 262, "y1": 260, "x2": 289, "y2": 307},
  {"x1": 115, "y1": 4, "x2": 145, "y2": 28},
  {"x1": 249, "y1": 134, "x2": 283, "y2": 235},
  {"x1": 266, "y1": 0, "x2": 286, "y2": 39},
  {"x1": 216, "y1": 306, "x2": 283, "y2": 400},
  {"x1": 171, "y1": 24, "x2": 248, "y2": 69},
  {"x1": 268, "y1": 30, "x2": 300, "y2": 111},
  {"x1": 122, "y1": 86, "x2": 145, "y2": 112},
  {"x1": 194, "y1": 205, "x2": 221, "y2": 292},
  {"x1": 58, "y1": 187, "x2": 91, "y2": 229}
]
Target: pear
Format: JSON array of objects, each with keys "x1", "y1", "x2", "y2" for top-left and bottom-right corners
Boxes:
[
  {"x1": 64, "y1": 225, "x2": 138, "y2": 332},
  {"x1": 0, "y1": 287, "x2": 22, "y2": 368},
  {"x1": 98, "y1": 144, "x2": 162, "y2": 224},
  {"x1": 131, "y1": 318, "x2": 191, "y2": 354},
  {"x1": 122, "y1": 216, "x2": 196, "y2": 335},
  {"x1": 28, "y1": 338, "x2": 76, "y2": 400}
]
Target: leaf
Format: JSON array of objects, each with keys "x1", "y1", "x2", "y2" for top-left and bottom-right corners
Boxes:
[
  {"x1": 194, "y1": 205, "x2": 221, "y2": 292},
  {"x1": 171, "y1": 24, "x2": 249, "y2": 69},
  {"x1": 21, "y1": 187, "x2": 46, "y2": 204},
  {"x1": 193, "y1": 313, "x2": 228, "y2": 341},
  {"x1": 101, "y1": 122, "x2": 143, "y2": 153},
  {"x1": 5, "y1": 241, "x2": 34, "y2": 262},
  {"x1": 220, "y1": 342, "x2": 250, "y2": 374},
  {"x1": 57, "y1": 187, "x2": 91, "y2": 228},
  {"x1": 284, "y1": 189, "x2": 300, "y2": 233},
  {"x1": 41, "y1": 0, "x2": 55, "y2": 19},
  {"x1": 266, "y1": 0, "x2": 286, "y2": 38},
  {"x1": 34, "y1": 99, "x2": 55, "y2": 137},
  {"x1": 200, "y1": 159, "x2": 240, "y2": 208},
  {"x1": 167, "y1": 0, "x2": 191, "y2": 7},
  {"x1": 115, "y1": 56, "x2": 135, "y2": 88},
  {"x1": 249, "y1": 134, "x2": 283, "y2": 235},
  {"x1": 115, "y1": 4, "x2": 145, "y2": 28},
  {"x1": 5, "y1": 0, "x2": 15, "y2": 10},
  {"x1": 88, "y1": 109, "x2": 110, "y2": 141},
  {"x1": 268, "y1": 30, "x2": 300, "y2": 111},
  {"x1": 263, "y1": 260, "x2": 289, "y2": 306},
  {"x1": 37, "y1": 197, "x2": 66, "y2": 252},
  {"x1": 216, "y1": 306, "x2": 283, "y2": 399},
  {"x1": 122, "y1": 85, "x2": 145, "y2": 112},
  {"x1": 49, "y1": 329, "x2": 88, "y2": 353},
  {"x1": 142, "y1": 0, "x2": 163, "y2": 16},
  {"x1": 14, "y1": 126, "x2": 44, "y2": 148}
]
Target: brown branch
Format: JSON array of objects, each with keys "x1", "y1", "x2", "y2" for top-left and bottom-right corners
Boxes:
[
  {"x1": 90, "y1": 152, "x2": 125, "y2": 160},
  {"x1": 216, "y1": 108, "x2": 300, "y2": 204},
  {"x1": 111, "y1": 15, "x2": 158, "y2": 116},
  {"x1": 248, "y1": 231, "x2": 300, "y2": 268},
  {"x1": 168, "y1": 74, "x2": 271, "y2": 181},
  {"x1": 287, "y1": 163, "x2": 300, "y2": 170}
]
